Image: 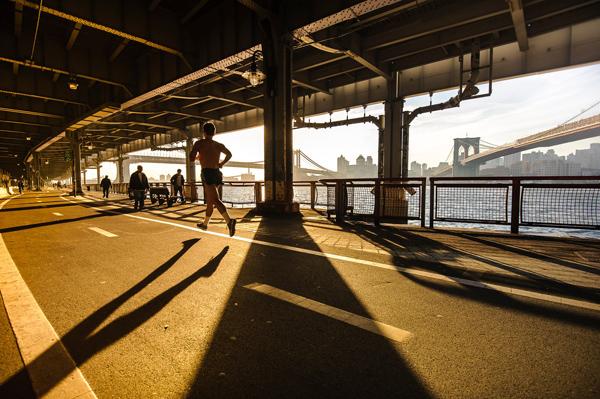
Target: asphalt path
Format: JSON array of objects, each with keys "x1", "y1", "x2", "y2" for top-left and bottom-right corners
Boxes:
[{"x1": 1, "y1": 191, "x2": 599, "y2": 398}]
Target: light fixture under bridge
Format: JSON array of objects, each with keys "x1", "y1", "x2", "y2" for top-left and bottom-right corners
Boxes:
[{"x1": 242, "y1": 50, "x2": 265, "y2": 87}]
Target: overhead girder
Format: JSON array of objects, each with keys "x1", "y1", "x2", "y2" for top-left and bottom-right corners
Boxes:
[
  {"x1": 507, "y1": 0, "x2": 528, "y2": 51},
  {"x1": 11, "y1": 0, "x2": 192, "y2": 70}
]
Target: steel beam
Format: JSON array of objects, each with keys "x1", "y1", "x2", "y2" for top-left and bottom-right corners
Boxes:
[
  {"x1": 0, "y1": 89, "x2": 88, "y2": 107},
  {"x1": 110, "y1": 39, "x2": 130, "y2": 63},
  {"x1": 181, "y1": 0, "x2": 211, "y2": 24},
  {"x1": 507, "y1": 0, "x2": 529, "y2": 51},
  {"x1": 0, "y1": 107, "x2": 63, "y2": 119},
  {"x1": 66, "y1": 22, "x2": 83, "y2": 50},
  {"x1": 12, "y1": 0, "x2": 192, "y2": 70},
  {"x1": 14, "y1": 2, "x2": 23, "y2": 37},
  {"x1": 0, "y1": 56, "x2": 133, "y2": 97}
]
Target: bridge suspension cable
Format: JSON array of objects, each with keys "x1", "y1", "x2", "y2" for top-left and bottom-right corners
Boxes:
[
  {"x1": 479, "y1": 139, "x2": 498, "y2": 148},
  {"x1": 559, "y1": 99, "x2": 600, "y2": 126},
  {"x1": 297, "y1": 150, "x2": 334, "y2": 172}
]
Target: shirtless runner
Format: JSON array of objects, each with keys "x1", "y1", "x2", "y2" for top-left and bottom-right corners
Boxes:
[{"x1": 189, "y1": 122, "x2": 236, "y2": 236}]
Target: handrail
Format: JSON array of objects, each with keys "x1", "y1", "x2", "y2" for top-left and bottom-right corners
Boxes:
[{"x1": 430, "y1": 175, "x2": 600, "y2": 233}]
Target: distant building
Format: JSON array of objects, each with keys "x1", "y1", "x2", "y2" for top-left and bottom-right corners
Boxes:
[
  {"x1": 409, "y1": 161, "x2": 422, "y2": 177},
  {"x1": 504, "y1": 152, "x2": 521, "y2": 168},
  {"x1": 336, "y1": 154, "x2": 377, "y2": 178},
  {"x1": 159, "y1": 174, "x2": 165, "y2": 181},
  {"x1": 481, "y1": 157, "x2": 502, "y2": 170},
  {"x1": 240, "y1": 172, "x2": 255, "y2": 181}
]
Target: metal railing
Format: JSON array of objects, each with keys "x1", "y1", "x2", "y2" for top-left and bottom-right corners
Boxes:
[
  {"x1": 88, "y1": 180, "x2": 329, "y2": 209},
  {"x1": 430, "y1": 176, "x2": 600, "y2": 233},
  {"x1": 319, "y1": 178, "x2": 427, "y2": 226},
  {"x1": 84, "y1": 176, "x2": 599, "y2": 233}
]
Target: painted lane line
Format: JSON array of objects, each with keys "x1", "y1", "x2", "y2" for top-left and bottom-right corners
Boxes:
[
  {"x1": 88, "y1": 227, "x2": 118, "y2": 238},
  {"x1": 52, "y1": 212, "x2": 64, "y2": 216},
  {"x1": 62, "y1": 195, "x2": 600, "y2": 312},
  {"x1": 0, "y1": 198, "x2": 97, "y2": 399},
  {"x1": 245, "y1": 283, "x2": 412, "y2": 343}
]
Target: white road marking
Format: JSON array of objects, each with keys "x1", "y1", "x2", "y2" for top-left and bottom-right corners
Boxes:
[
  {"x1": 245, "y1": 283, "x2": 412, "y2": 343},
  {"x1": 36, "y1": 200, "x2": 42, "y2": 203},
  {"x1": 88, "y1": 227, "x2": 118, "y2": 238},
  {"x1": 62, "y1": 195, "x2": 600, "y2": 312},
  {"x1": 0, "y1": 197, "x2": 97, "y2": 399},
  {"x1": 52, "y1": 212, "x2": 63, "y2": 216}
]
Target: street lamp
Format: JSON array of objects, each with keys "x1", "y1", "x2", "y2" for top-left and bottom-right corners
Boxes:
[{"x1": 242, "y1": 51, "x2": 265, "y2": 87}]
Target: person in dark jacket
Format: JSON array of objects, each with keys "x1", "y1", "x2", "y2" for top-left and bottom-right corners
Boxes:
[
  {"x1": 100, "y1": 175, "x2": 112, "y2": 198},
  {"x1": 17, "y1": 179, "x2": 24, "y2": 194},
  {"x1": 170, "y1": 169, "x2": 185, "y2": 203},
  {"x1": 129, "y1": 165, "x2": 150, "y2": 210}
]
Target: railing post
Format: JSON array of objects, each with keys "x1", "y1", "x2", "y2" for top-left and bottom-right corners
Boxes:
[
  {"x1": 310, "y1": 181, "x2": 316, "y2": 209},
  {"x1": 429, "y1": 178, "x2": 435, "y2": 229},
  {"x1": 420, "y1": 178, "x2": 426, "y2": 228},
  {"x1": 374, "y1": 179, "x2": 381, "y2": 226},
  {"x1": 511, "y1": 178, "x2": 520, "y2": 234},
  {"x1": 254, "y1": 182, "x2": 262, "y2": 204},
  {"x1": 335, "y1": 181, "x2": 345, "y2": 223}
]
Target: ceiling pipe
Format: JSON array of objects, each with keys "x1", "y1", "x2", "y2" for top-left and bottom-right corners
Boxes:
[
  {"x1": 0, "y1": 56, "x2": 133, "y2": 97},
  {"x1": 408, "y1": 42, "x2": 482, "y2": 124},
  {"x1": 11, "y1": 0, "x2": 192, "y2": 70}
]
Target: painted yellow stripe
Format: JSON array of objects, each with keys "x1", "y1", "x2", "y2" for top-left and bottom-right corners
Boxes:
[
  {"x1": 88, "y1": 227, "x2": 118, "y2": 238},
  {"x1": 244, "y1": 283, "x2": 413, "y2": 343}
]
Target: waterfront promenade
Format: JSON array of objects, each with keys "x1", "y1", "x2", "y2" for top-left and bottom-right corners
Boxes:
[{"x1": 1, "y1": 190, "x2": 599, "y2": 398}]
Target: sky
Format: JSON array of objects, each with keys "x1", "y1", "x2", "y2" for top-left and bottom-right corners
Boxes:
[{"x1": 92, "y1": 63, "x2": 600, "y2": 181}]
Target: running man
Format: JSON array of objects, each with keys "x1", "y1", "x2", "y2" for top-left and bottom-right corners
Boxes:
[{"x1": 189, "y1": 122, "x2": 236, "y2": 236}]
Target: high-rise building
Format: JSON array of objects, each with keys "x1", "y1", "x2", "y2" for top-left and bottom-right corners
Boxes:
[{"x1": 504, "y1": 152, "x2": 521, "y2": 167}]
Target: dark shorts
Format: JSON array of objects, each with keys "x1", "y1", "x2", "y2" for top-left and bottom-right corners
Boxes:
[{"x1": 201, "y1": 168, "x2": 223, "y2": 186}]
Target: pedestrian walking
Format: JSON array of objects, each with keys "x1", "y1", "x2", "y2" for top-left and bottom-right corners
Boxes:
[
  {"x1": 17, "y1": 179, "x2": 24, "y2": 194},
  {"x1": 100, "y1": 175, "x2": 112, "y2": 198},
  {"x1": 129, "y1": 165, "x2": 150, "y2": 210},
  {"x1": 189, "y1": 122, "x2": 236, "y2": 236},
  {"x1": 170, "y1": 169, "x2": 186, "y2": 203}
]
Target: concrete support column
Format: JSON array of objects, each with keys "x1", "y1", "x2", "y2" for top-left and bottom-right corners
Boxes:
[
  {"x1": 95, "y1": 161, "x2": 101, "y2": 185},
  {"x1": 377, "y1": 115, "x2": 385, "y2": 178},
  {"x1": 184, "y1": 130, "x2": 197, "y2": 185},
  {"x1": 68, "y1": 131, "x2": 84, "y2": 195},
  {"x1": 82, "y1": 170, "x2": 87, "y2": 185},
  {"x1": 383, "y1": 72, "x2": 405, "y2": 178},
  {"x1": 401, "y1": 110, "x2": 410, "y2": 178},
  {"x1": 256, "y1": 16, "x2": 298, "y2": 214},
  {"x1": 117, "y1": 159, "x2": 124, "y2": 183},
  {"x1": 33, "y1": 153, "x2": 41, "y2": 191}
]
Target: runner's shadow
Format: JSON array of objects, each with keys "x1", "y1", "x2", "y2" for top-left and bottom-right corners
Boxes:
[
  {"x1": 2, "y1": 240, "x2": 228, "y2": 397},
  {"x1": 186, "y1": 216, "x2": 431, "y2": 398}
]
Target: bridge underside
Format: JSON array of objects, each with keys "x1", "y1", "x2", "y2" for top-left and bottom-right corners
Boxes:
[{"x1": 2, "y1": 0, "x2": 600, "y2": 208}]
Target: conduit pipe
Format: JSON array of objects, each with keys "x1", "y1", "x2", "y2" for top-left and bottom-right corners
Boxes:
[{"x1": 408, "y1": 43, "x2": 481, "y2": 123}]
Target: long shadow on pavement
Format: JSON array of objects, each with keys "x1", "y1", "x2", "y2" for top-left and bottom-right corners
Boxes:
[
  {"x1": 0, "y1": 202, "x2": 83, "y2": 213},
  {"x1": 343, "y1": 224, "x2": 600, "y2": 329},
  {"x1": 446, "y1": 231, "x2": 600, "y2": 276},
  {"x1": 2, "y1": 239, "x2": 228, "y2": 397},
  {"x1": 185, "y1": 216, "x2": 432, "y2": 398}
]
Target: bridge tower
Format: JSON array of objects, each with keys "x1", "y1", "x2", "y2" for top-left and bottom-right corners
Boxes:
[{"x1": 453, "y1": 137, "x2": 481, "y2": 176}]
